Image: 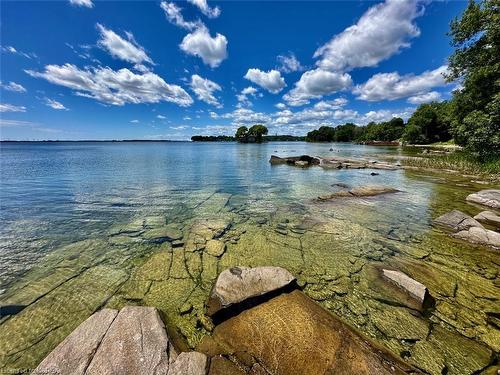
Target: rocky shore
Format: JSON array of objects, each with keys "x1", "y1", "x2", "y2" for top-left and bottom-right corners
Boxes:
[{"x1": 34, "y1": 266, "x2": 425, "y2": 374}]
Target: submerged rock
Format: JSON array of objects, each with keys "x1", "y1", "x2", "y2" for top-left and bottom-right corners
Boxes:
[
  {"x1": 205, "y1": 240, "x2": 226, "y2": 257},
  {"x1": 466, "y1": 189, "x2": 500, "y2": 209},
  {"x1": 434, "y1": 210, "x2": 484, "y2": 232},
  {"x1": 474, "y1": 210, "x2": 500, "y2": 228},
  {"x1": 206, "y1": 266, "x2": 296, "y2": 317},
  {"x1": 317, "y1": 186, "x2": 399, "y2": 201},
  {"x1": 142, "y1": 226, "x2": 183, "y2": 243},
  {"x1": 382, "y1": 269, "x2": 434, "y2": 310},
  {"x1": 452, "y1": 226, "x2": 500, "y2": 248}
]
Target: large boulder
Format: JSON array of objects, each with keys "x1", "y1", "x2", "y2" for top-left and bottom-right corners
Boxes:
[
  {"x1": 474, "y1": 210, "x2": 500, "y2": 228},
  {"x1": 382, "y1": 269, "x2": 434, "y2": 310},
  {"x1": 452, "y1": 226, "x2": 500, "y2": 248},
  {"x1": 466, "y1": 189, "x2": 500, "y2": 209},
  {"x1": 434, "y1": 210, "x2": 483, "y2": 232},
  {"x1": 34, "y1": 309, "x2": 119, "y2": 375},
  {"x1": 269, "y1": 155, "x2": 320, "y2": 166},
  {"x1": 206, "y1": 266, "x2": 296, "y2": 317},
  {"x1": 203, "y1": 290, "x2": 421, "y2": 375},
  {"x1": 85, "y1": 306, "x2": 175, "y2": 374}
]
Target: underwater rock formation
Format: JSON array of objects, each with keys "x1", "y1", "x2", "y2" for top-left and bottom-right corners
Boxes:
[{"x1": 466, "y1": 189, "x2": 500, "y2": 209}]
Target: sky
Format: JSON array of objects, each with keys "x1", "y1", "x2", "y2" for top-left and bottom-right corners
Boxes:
[{"x1": 0, "y1": 0, "x2": 467, "y2": 141}]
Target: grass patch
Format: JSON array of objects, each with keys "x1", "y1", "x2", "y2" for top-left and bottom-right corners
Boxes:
[{"x1": 402, "y1": 151, "x2": 500, "y2": 176}]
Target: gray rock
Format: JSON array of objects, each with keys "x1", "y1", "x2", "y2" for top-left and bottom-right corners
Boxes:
[
  {"x1": 434, "y1": 210, "x2": 483, "y2": 232},
  {"x1": 466, "y1": 189, "x2": 500, "y2": 209},
  {"x1": 294, "y1": 160, "x2": 309, "y2": 167},
  {"x1": 452, "y1": 226, "x2": 500, "y2": 248},
  {"x1": 34, "y1": 308, "x2": 119, "y2": 375},
  {"x1": 168, "y1": 352, "x2": 208, "y2": 375},
  {"x1": 382, "y1": 269, "x2": 434, "y2": 309},
  {"x1": 86, "y1": 306, "x2": 174, "y2": 375},
  {"x1": 207, "y1": 266, "x2": 296, "y2": 316},
  {"x1": 205, "y1": 239, "x2": 226, "y2": 257},
  {"x1": 474, "y1": 210, "x2": 500, "y2": 228}
]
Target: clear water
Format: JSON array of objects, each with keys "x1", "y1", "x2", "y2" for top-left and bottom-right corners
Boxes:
[{"x1": 0, "y1": 141, "x2": 498, "y2": 374}]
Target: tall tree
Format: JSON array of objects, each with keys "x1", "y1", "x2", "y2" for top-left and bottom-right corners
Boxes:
[
  {"x1": 447, "y1": 0, "x2": 500, "y2": 154},
  {"x1": 248, "y1": 124, "x2": 268, "y2": 143}
]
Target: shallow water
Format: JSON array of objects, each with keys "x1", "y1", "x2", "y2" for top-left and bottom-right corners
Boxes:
[{"x1": 0, "y1": 142, "x2": 498, "y2": 374}]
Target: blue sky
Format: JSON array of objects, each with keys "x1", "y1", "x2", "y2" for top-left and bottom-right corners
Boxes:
[{"x1": 0, "y1": 0, "x2": 466, "y2": 140}]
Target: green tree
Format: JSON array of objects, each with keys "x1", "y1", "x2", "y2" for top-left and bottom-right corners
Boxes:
[
  {"x1": 306, "y1": 126, "x2": 336, "y2": 142},
  {"x1": 335, "y1": 123, "x2": 357, "y2": 142},
  {"x1": 403, "y1": 103, "x2": 452, "y2": 144},
  {"x1": 447, "y1": 0, "x2": 500, "y2": 155},
  {"x1": 247, "y1": 124, "x2": 268, "y2": 143},
  {"x1": 235, "y1": 126, "x2": 248, "y2": 141}
]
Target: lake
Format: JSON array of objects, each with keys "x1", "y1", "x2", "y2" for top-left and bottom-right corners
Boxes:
[{"x1": 0, "y1": 141, "x2": 498, "y2": 374}]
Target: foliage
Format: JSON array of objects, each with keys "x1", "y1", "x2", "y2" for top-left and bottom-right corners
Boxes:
[
  {"x1": 402, "y1": 102, "x2": 452, "y2": 144},
  {"x1": 235, "y1": 126, "x2": 248, "y2": 140},
  {"x1": 446, "y1": 0, "x2": 500, "y2": 155},
  {"x1": 305, "y1": 126, "x2": 336, "y2": 142},
  {"x1": 402, "y1": 151, "x2": 500, "y2": 177},
  {"x1": 248, "y1": 124, "x2": 268, "y2": 143},
  {"x1": 191, "y1": 135, "x2": 235, "y2": 142}
]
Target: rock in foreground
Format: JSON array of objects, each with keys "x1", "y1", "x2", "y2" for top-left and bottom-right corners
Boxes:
[
  {"x1": 466, "y1": 189, "x2": 500, "y2": 209},
  {"x1": 382, "y1": 269, "x2": 434, "y2": 310},
  {"x1": 434, "y1": 210, "x2": 483, "y2": 231},
  {"x1": 269, "y1": 155, "x2": 320, "y2": 166},
  {"x1": 203, "y1": 290, "x2": 421, "y2": 375},
  {"x1": 317, "y1": 186, "x2": 400, "y2": 201},
  {"x1": 206, "y1": 266, "x2": 296, "y2": 317}
]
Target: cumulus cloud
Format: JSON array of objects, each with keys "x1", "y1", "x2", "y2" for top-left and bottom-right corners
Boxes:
[
  {"x1": 180, "y1": 26, "x2": 228, "y2": 68},
  {"x1": 283, "y1": 68, "x2": 352, "y2": 106},
  {"x1": 360, "y1": 108, "x2": 415, "y2": 123},
  {"x1": 244, "y1": 69, "x2": 286, "y2": 94},
  {"x1": 221, "y1": 108, "x2": 271, "y2": 126},
  {"x1": 407, "y1": 91, "x2": 442, "y2": 104},
  {"x1": 237, "y1": 86, "x2": 259, "y2": 107},
  {"x1": 45, "y1": 98, "x2": 68, "y2": 110},
  {"x1": 157, "y1": 115, "x2": 167, "y2": 119},
  {"x1": 97, "y1": 24, "x2": 153, "y2": 65},
  {"x1": 0, "y1": 103, "x2": 26, "y2": 112},
  {"x1": 187, "y1": 0, "x2": 220, "y2": 18},
  {"x1": 69, "y1": 0, "x2": 93, "y2": 8},
  {"x1": 190, "y1": 74, "x2": 222, "y2": 107},
  {"x1": 277, "y1": 53, "x2": 304, "y2": 73},
  {"x1": 354, "y1": 65, "x2": 448, "y2": 101},
  {"x1": 160, "y1": 1, "x2": 201, "y2": 31},
  {"x1": 1, "y1": 81, "x2": 27, "y2": 93},
  {"x1": 26, "y1": 64, "x2": 193, "y2": 107},
  {"x1": 275, "y1": 103, "x2": 287, "y2": 110},
  {"x1": 130, "y1": 119, "x2": 139, "y2": 123},
  {"x1": 314, "y1": 0, "x2": 423, "y2": 72},
  {"x1": 313, "y1": 98, "x2": 348, "y2": 111}
]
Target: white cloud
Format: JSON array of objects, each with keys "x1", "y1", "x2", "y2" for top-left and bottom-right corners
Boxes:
[
  {"x1": 0, "y1": 103, "x2": 26, "y2": 112},
  {"x1": 190, "y1": 74, "x2": 222, "y2": 107},
  {"x1": 354, "y1": 65, "x2": 448, "y2": 101},
  {"x1": 1, "y1": 81, "x2": 27, "y2": 93},
  {"x1": 130, "y1": 119, "x2": 139, "y2": 123},
  {"x1": 244, "y1": 69, "x2": 286, "y2": 94},
  {"x1": 360, "y1": 108, "x2": 415, "y2": 123},
  {"x1": 221, "y1": 108, "x2": 271, "y2": 126},
  {"x1": 45, "y1": 98, "x2": 68, "y2": 110},
  {"x1": 1, "y1": 45, "x2": 37, "y2": 59},
  {"x1": 183, "y1": 116, "x2": 192, "y2": 121},
  {"x1": 314, "y1": 0, "x2": 423, "y2": 72},
  {"x1": 160, "y1": 1, "x2": 201, "y2": 31},
  {"x1": 283, "y1": 68, "x2": 352, "y2": 106},
  {"x1": 407, "y1": 91, "x2": 442, "y2": 104},
  {"x1": 313, "y1": 98, "x2": 348, "y2": 111},
  {"x1": 157, "y1": 115, "x2": 167, "y2": 119},
  {"x1": 26, "y1": 64, "x2": 193, "y2": 107},
  {"x1": 277, "y1": 53, "x2": 304, "y2": 73},
  {"x1": 180, "y1": 26, "x2": 228, "y2": 68},
  {"x1": 275, "y1": 103, "x2": 287, "y2": 110},
  {"x1": 187, "y1": 0, "x2": 220, "y2": 18},
  {"x1": 237, "y1": 86, "x2": 258, "y2": 107},
  {"x1": 69, "y1": 0, "x2": 93, "y2": 7},
  {"x1": 97, "y1": 24, "x2": 153, "y2": 65},
  {"x1": 209, "y1": 111, "x2": 219, "y2": 119}
]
